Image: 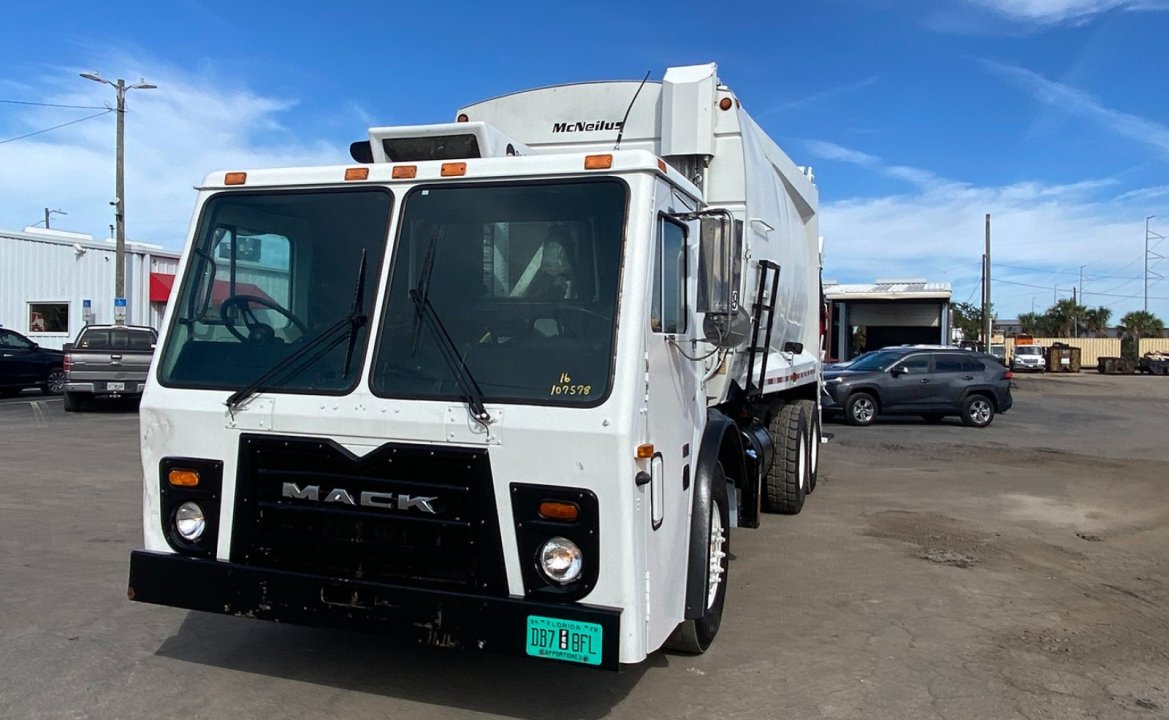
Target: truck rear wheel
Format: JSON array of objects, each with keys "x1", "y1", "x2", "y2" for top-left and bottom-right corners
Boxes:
[
  {"x1": 765, "y1": 403, "x2": 809, "y2": 514},
  {"x1": 796, "y1": 399, "x2": 820, "y2": 493},
  {"x1": 665, "y1": 463, "x2": 730, "y2": 654}
]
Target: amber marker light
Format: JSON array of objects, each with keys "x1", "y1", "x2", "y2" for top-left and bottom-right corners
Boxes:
[
  {"x1": 168, "y1": 469, "x2": 200, "y2": 487},
  {"x1": 584, "y1": 154, "x2": 613, "y2": 170},
  {"x1": 224, "y1": 172, "x2": 247, "y2": 185},
  {"x1": 657, "y1": 159, "x2": 668, "y2": 173},
  {"x1": 392, "y1": 165, "x2": 417, "y2": 179},
  {"x1": 719, "y1": 97, "x2": 734, "y2": 111},
  {"x1": 441, "y1": 162, "x2": 467, "y2": 176},
  {"x1": 538, "y1": 501, "x2": 580, "y2": 521},
  {"x1": 635, "y1": 443, "x2": 655, "y2": 459},
  {"x1": 345, "y1": 167, "x2": 369, "y2": 181}
]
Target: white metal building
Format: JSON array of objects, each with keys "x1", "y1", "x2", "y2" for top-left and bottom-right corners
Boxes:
[
  {"x1": 825, "y1": 279, "x2": 952, "y2": 360},
  {"x1": 0, "y1": 227, "x2": 181, "y2": 350}
]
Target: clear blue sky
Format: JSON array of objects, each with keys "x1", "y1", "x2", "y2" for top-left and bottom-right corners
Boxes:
[{"x1": 2, "y1": 0, "x2": 1168, "y2": 322}]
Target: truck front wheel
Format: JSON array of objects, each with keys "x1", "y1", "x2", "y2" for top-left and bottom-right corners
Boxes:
[{"x1": 665, "y1": 463, "x2": 730, "y2": 654}]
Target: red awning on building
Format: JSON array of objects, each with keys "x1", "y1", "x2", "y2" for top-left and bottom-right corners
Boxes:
[
  {"x1": 149, "y1": 272, "x2": 274, "y2": 304},
  {"x1": 150, "y1": 272, "x2": 175, "y2": 302}
]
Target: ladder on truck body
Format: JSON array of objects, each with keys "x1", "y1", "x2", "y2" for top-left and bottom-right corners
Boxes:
[{"x1": 746, "y1": 260, "x2": 781, "y2": 396}]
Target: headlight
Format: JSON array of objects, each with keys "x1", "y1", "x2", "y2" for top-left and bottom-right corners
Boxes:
[
  {"x1": 174, "y1": 501, "x2": 206, "y2": 541},
  {"x1": 539, "y1": 536, "x2": 583, "y2": 584}
]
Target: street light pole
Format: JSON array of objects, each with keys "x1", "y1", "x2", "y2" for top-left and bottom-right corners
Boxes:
[
  {"x1": 80, "y1": 72, "x2": 156, "y2": 324},
  {"x1": 42, "y1": 208, "x2": 66, "y2": 229}
]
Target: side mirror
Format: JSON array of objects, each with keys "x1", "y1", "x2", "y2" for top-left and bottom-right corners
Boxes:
[
  {"x1": 696, "y1": 212, "x2": 746, "y2": 349},
  {"x1": 696, "y1": 214, "x2": 742, "y2": 316},
  {"x1": 890, "y1": 366, "x2": 906, "y2": 377}
]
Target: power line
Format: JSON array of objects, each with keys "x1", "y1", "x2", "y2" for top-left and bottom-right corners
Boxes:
[
  {"x1": 995, "y1": 277, "x2": 1169, "y2": 301},
  {"x1": 0, "y1": 109, "x2": 112, "y2": 145},
  {"x1": 993, "y1": 262, "x2": 1140, "y2": 281},
  {"x1": 0, "y1": 99, "x2": 109, "y2": 110}
]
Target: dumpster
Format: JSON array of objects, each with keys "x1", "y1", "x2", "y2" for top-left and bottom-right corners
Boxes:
[
  {"x1": 1047, "y1": 344, "x2": 1082, "y2": 373},
  {"x1": 1139, "y1": 352, "x2": 1169, "y2": 375},
  {"x1": 1097, "y1": 356, "x2": 1136, "y2": 375}
]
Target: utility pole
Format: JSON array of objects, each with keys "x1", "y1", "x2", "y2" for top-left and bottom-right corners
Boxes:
[
  {"x1": 80, "y1": 72, "x2": 156, "y2": 324},
  {"x1": 983, "y1": 214, "x2": 992, "y2": 351},
  {"x1": 1073, "y1": 286, "x2": 1078, "y2": 338},
  {"x1": 1147, "y1": 216, "x2": 1165, "y2": 313}
]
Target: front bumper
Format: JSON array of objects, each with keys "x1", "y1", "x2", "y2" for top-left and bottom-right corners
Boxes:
[
  {"x1": 128, "y1": 550, "x2": 623, "y2": 670},
  {"x1": 820, "y1": 383, "x2": 844, "y2": 411}
]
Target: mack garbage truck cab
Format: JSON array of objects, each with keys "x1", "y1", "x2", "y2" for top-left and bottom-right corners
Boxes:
[{"x1": 129, "y1": 63, "x2": 822, "y2": 669}]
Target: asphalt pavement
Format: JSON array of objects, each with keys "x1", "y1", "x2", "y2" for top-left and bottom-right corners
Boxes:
[{"x1": 1, "y1": 374, "x2": 1167, "y2": 719}]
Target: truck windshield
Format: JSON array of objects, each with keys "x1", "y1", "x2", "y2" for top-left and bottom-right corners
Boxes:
[
  {"x1": 157, "y1": 188, "x2": 392, "y2": 393},
  {"x1": 371, "y1": 179, "x2": 626, "y2": 407}
]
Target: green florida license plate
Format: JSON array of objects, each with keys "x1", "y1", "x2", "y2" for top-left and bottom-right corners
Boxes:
[{"x1": 525, "y1": 615, "x2": 603, "y2": 665}]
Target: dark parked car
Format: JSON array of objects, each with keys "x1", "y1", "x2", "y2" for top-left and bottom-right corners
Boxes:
[
  {"x1": 822, "y1": 347, "x2": 1013, "y2": 427},
  {"x1": 0, "y1": 328, "x2": 65, "y2": 397}
]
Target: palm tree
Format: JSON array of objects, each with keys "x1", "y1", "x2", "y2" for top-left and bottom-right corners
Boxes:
[
  {"x1": 1119, "y1": 310, "x2": 1165, "y2": 338},
  {"x1": 1083, "y1": 306, "x2": 1112, "y2": 337},
  {"x1": 1018, "y1": 312, "x2": 1044, "y2": 335},
  {"x1": 1048, "y1": 298, "x2": 1086, "y2": 337}
]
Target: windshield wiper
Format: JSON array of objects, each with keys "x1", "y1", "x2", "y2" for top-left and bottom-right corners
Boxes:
[
  {"x1": 342, "y1": 250, "x2": 369, "y2": 375},
  {"x1": 411, "y1": 233, "x2": 439, "y2": 356},
  {"x1": 408, "y1": 287, "x2": 492, "y2": 426},
  {"x1": 225, "y1": 252, "x2": 368, "y2": 412}
]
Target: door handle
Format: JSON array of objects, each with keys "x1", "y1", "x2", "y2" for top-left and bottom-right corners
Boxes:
[
  {"x1": 919, "y1": 378, "x2": 930, "y2": 384},
  {"x1": 962, "y1": 375, "x2": 974, "y2": 380}
]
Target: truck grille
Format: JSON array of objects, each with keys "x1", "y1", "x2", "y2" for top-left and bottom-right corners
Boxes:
[{"x1": 231, "y1": 435, "x2": 507, "y2": 594}]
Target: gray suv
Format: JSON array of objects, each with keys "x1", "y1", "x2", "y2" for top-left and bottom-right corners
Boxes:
[{"x1": 822, "y1": 348, "x2": 1013, "y2": 427}]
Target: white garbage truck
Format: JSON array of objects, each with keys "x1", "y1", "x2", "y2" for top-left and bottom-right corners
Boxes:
[{"x1": 129, "y1": 63, "x2": 822, "y2": 669}]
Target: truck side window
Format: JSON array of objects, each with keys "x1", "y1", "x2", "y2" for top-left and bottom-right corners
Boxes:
[{"x1": 652, "y1": 217, "x2": 687, "y2": 334}]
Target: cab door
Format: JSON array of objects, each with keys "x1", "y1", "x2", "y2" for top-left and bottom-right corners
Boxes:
[{"x1": 641, "y1": 183, "x2": 703, "y2": 645}]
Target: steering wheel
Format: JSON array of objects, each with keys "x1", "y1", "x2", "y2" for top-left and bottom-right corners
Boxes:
[{"x1": 219, "y1": 294, "x2": 309, "y2": 343}]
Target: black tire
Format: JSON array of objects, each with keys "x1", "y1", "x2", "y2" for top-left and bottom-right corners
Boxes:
[
  {"x1": 664, "y1": 463, "x2": 730, "y2": 654},
  {"x1": 922, "y1": 413, "x2": 945, "y2": 424},
  {"x1": 62, "y1": 392, "x2": 81, "y2": 412},
  {"x1": 42, "y1": 367, "x2": 65, "y2": 395},
  {"x1": 765, "y1": 403, "x2": 809, "y2": 514},
  {"x1": 961, "y1": 394, "x2": 995, "y2": 428},
  {"x1": 844, "y1": 392, "x2": 878, "y2": 427},
  {"x1": 796, "y1": 399, "x2": 820, "y2": 493}
]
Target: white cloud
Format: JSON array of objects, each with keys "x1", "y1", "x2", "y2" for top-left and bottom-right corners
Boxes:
[
  {"x1": 983, "y1": 60, "x2": 1169, "y2": 160},
  {"x1": 803, "y1": 140, "x2": 950, "y2": 191},
  {"x1": 0, "y1": 54, "x2": 352, "y2": 247},
  {"x1": 810, "y1": 141, "x2": 1167, "y2": 319},
  {"x1": 771, "y1": 76, "x2": 880, "y2": 113},
  {"x1": 967, "y1": 0, "x2": 1169, "y2": 23}
]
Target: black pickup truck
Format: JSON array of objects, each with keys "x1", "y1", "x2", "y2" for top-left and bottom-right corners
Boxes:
[
  {"x1": 62, "y1": 325, "x2": 158, "y2": 411},
  {"x1": 0, "y1": 327, "x2": 65, "y2": 397}
]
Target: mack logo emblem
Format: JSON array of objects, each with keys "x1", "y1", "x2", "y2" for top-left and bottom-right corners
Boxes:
[
  {"x1": 551, "y1": 119, "x2": 623, "y2": 134},
  {"x1": 281, "y1": 482, "x2": 438, "y2": 514}
]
